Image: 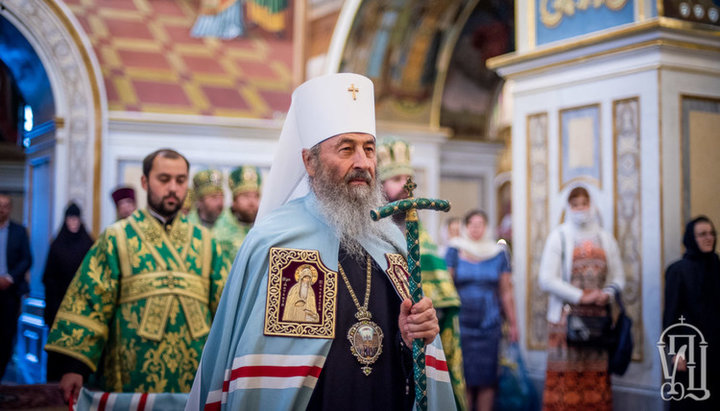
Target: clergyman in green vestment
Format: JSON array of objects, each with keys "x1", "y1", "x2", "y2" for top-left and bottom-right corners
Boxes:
[
  {"x1": 187, "y1": 169, "x2": 225, "y2": 231},
  {"x1": 212, "y1": 165, "x2": 261, "y2": 260},
  {"x1": 377, "y1": 139, "x2": 468, "y2": 411},
  {"x1": 45, "y1": 149, "x2": 230, "y2": 402}
]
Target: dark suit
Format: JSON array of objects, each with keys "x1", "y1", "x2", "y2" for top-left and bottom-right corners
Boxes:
[{"x1": 0, "y1": 221, "x2": 32, "y2": 379}]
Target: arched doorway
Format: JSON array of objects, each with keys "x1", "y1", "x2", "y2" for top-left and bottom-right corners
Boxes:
[{"x1": 0, "y1": 0, "x2": 106, "y2": 383}]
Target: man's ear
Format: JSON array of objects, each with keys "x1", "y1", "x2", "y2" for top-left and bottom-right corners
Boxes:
[
  {"x1": 302, "y1": 149, "x2": 316, "y2": 178},
  {"x1": 141, "y1": 175, "x2": 148, "y2": 191}
]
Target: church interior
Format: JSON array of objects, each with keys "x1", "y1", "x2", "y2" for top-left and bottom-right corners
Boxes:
[{"x1": 1, "y1": 0, "x2": 719, "y2": 408}]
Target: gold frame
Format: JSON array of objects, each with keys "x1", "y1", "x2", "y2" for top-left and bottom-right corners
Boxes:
[
  {"x1": 488, "y1": 17, "x2": 720, "y2": 71},
  {"x1": 264, "y1": 247, "x2": 337, "y2": 339},
  {"x1": 678, "y1": 93, "x2": 720, "y2": 231},
  {"x1": 558, "y1": 103, "x2": 603, "y2": 191},
  {"x1": 638, "y1": 0, "x2": 646, "y2": 21},
  {"x1": 612, "y1": 96, "x2": 644, "y2": 361},
  {"x1": 525, "y1": 111, "x2": 549, "y2": 350},
  {"x1": 658, "y1": 69, "x2": 665, "y2": 299},
  {"x1": 527, "y1": 0, "x2": 536, "y2": 48},
  {"x1": 491, "y1": 38, "x2": 720, "y2": 80},
  {"x1": 384, "y1": 253, "x2": 412, "y2": 301}
]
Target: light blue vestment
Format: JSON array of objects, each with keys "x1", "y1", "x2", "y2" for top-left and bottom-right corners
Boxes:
[{"x1": 187, "y1": 194, "x2": 456, "y2": 410}]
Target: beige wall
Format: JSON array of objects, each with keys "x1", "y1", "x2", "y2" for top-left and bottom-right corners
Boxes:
[
  {"x1": 689, "y1": 110, "x2": 720, "y2": 242},
  {"x1": 439, "y1": 176, "x2": 483, "y2": 225}
]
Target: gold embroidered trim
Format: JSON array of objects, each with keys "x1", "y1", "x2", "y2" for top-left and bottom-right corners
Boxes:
[
  {"x1": 55, "y1": 312, "x2": 109, "y2": 339},
  {"x1": 179, "y1": 295, "x2": 210, "y2": 339},
  {"x1": 168, "y1": 216, "x2": 191, "y2": 252},
  {"x1": 168, "y1": 225, "x2": 190, "y2": 273},
  {"x1": 127, "y1": 213, "x2": 189, "y2": 273},
  {"x1": 112, "y1": 221, "x2": 132, "y2": 278},
  {"x1": 119, "y1": 271, "x2": 210, "y2": 304},
  {"x1": 44, "y1": 344, "x2": 98, "y2": 372},
  {"x1": 384, "y1": 253, "x2": 412, "y2": 301},
  {"x1": 138, "y1": 295, "x2": 173, "y2": 341},
  {"x1": 201, "y1": 231, "x2": 212, "y2": 279},
  {"x1": 178, "y1": 223, "x2": 193, "y2": 264},
  {"x1": 128, "y1": 217, "x2": 169, "y2": 271},
  {"x1": 264, "y1": 247, "x2": 337, "y2": 339}
]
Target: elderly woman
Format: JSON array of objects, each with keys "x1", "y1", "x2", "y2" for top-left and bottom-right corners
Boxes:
[
  {"x1": 445, "y1": 210, "x2": 517, "y2": 411},
  {"x1": 538, "y1": 186, "x2": 625, "y2": 410}
]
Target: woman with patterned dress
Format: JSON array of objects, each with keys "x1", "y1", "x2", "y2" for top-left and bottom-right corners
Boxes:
[
  {"x1": 539, "y1": 186, "x2": 625, "y2": 410},
  {"x1": 446, "y1": 210, "x2": 518, "y2": 411}
]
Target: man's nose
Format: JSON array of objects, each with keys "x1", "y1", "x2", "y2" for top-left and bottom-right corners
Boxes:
[
  {"x1": 351, "y1": 148, "x2": 372, "y2": 170},
  {"x1": 168, "y1": 179, "x2": 179, "y2": 193}
]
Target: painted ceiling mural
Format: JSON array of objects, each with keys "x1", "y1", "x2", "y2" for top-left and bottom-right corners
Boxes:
[
  {"x1": 340, "y1": 0, "x2": 514, "y2": 140},
  {"x1": 63, "y1": 0, "x2": 294, "y2": 118},
  {"x1": 441, "y1": 0, "x2": 514, "y2": 140}
]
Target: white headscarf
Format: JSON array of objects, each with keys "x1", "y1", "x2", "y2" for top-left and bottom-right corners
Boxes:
[
  {"x1": 564, "y1": 183, "x2": 602, "y2": 239},
  {"x1": 449, "y1": 217, "x2": 502, "y2": 261},
  {"x1": 257, "y1": 73, "x2": 377, "y2": 220}
]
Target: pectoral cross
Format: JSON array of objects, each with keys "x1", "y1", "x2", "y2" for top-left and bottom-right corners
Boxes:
[{"x1": 347, "y1": 84, "x2": 359, "y2": 100}]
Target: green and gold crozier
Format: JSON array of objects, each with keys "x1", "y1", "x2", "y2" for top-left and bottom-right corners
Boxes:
[
  {"x1": 45, "y1": 209, "x2": 230, "y2": 393},
  {"x1": 371, "y1": 178, "x2": 451, "y2": 411},
  {"x1": 418, "y1": 228, "x2": 467, "y2": 411}
]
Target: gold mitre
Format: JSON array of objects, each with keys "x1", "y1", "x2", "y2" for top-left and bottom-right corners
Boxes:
[
  {"x1": 377, "y1": 139, "x2": 413, "y2": 182},
  {"x1": 229, "y1": 165, "x2": 262, "y2": 196},
  {"x1": 192, "y1": 169, "x2": 224, "y2": 198}
]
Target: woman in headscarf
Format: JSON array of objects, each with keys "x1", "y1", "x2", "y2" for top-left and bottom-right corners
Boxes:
[
  {"x1": 42, "y1": 202, "x2": 94, "y2": 381},
  {"x1": 663, "y1": 216, "x2": 719, "y2": 410},
  {"x1": 538, "y1": 186, "x2": 625, "y2": 410},
  {"x1": 445, "y1": 209, "x2": 517, "y2": 411}
]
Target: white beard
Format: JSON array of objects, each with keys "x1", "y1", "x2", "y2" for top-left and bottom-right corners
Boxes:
[{"x1": 310, "y1": 165, "x2": 395, "y2": 262}]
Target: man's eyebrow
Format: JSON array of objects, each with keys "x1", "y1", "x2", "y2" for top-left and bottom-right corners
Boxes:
[
  {"x1": 155, "y1": 172, "x2": 187, "y2": 178},
  {"x1": 333, "y1": 136, "x2": 375, "y2": 148},
  {"x1": 334, "y1": 137, "x2": 356, "y2": 147}
]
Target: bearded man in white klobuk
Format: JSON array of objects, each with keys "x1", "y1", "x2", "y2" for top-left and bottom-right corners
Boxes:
[{"x1": 187, "y1": 73, "x2": 457, "y2": 410}]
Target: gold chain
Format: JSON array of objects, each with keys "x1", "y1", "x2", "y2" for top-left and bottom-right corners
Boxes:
[{"x1": 337, "y1": 254, "x2": 372, "y2": 314}]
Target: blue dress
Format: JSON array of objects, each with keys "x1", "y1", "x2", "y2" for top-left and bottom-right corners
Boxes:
[{"x1": 445, "y1": 248, "x2": 509, "y2": 387}]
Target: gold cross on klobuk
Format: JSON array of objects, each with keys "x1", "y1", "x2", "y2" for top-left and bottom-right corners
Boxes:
[{"x1": 347, "y1": 84, "x2": 359, "y2": 100}]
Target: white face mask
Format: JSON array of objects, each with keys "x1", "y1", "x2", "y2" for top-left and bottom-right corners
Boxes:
[{"x1": 568, "y1": 209, "x2": 592, "y2": 226}]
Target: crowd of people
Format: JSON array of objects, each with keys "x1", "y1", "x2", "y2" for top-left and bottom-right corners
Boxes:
[{"x1": 0, "y1": 73, "x2": 717, "y2": 411}]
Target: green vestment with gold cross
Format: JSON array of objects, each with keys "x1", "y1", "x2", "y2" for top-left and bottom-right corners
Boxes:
[
  {"x1": 419, "y1": 227, "x2": 467, "y2": 411},
  {"x1": 45, "y1": 209, "x2": 230, "y2": 393}
]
